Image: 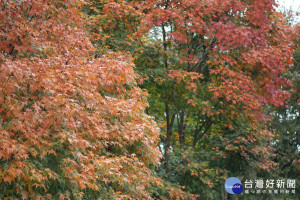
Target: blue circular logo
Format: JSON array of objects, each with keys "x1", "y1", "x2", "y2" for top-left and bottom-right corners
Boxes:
[{"x1": 225, "y1": 177, "x2": 243, "y2": 194}]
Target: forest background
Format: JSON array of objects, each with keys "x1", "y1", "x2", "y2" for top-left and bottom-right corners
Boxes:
[{"x1": 0, "y1": 0, "x2": 299, "y2": 199}]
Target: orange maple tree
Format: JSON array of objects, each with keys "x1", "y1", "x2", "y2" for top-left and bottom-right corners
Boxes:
[
  {"x1": 95, "y1": 0, "x2": 296, "y2": 191},
  {"x1": 0, "y1": 0, "x2": 161, "y2": 199}
]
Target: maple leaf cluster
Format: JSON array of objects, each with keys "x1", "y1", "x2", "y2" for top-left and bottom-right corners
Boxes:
[{"x1": 0, "y1": 0, "x2": 161, "y2": 199}]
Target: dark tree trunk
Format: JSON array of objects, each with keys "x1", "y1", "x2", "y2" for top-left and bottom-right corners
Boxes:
[
  {"x1": 178, "y1": 111, "x2": 185, "y2": 150},
  {"x1": 163, "y1": 100, "x2": 175, "y2": 174}
]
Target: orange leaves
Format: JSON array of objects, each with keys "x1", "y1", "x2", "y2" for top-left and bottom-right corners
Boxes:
[
  {"x1": 168, "y1": 186, "x2": 198, "y2": 200},
  {"x1": 166, "y1": 70, "x2": 202, "y2": 93},
  {"x1": 0, "y1": 0, "x2": 161, "y2": 198}
]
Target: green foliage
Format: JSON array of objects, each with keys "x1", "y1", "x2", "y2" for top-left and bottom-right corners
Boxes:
[{"x1": 1, "y1": 0, "x2": 299, "y2": 199}]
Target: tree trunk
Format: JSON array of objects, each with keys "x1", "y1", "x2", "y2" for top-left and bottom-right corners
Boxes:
[
  {"x1": 163, "y1": 100, "x2": 175, "y2": 174},
  {"x1": 228, "y1": 194, "x2": 238, "y2": 200},
  {"x1": 178, "y1": 111, "x2": 185, "y2": 150},
  {"x1": 221, "y1": 184, "x2": 227, "y2": 200},
  {"x1": 164, "y1": 127, "x2": 172, "y2": 173}
]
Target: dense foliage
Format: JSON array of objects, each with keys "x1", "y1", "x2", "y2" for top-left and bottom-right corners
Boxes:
[
  {"x1": 0, "y1": 0, "x2": 299, "y2": 199},
  {"x1": 0, "y1": 0, "x2": 162, "y2": 199}
]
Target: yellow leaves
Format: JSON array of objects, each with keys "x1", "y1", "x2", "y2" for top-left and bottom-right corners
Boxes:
[
  {"x1": 75, "y1": 0, "x2": 85, "y2": 7},
  {"x1": 233, "y1": 140, "x2": 240, "y2": 144},
  {"x1": 116, "y1": 191, "x2": 122, "y2": 195},
  {"x1": 190, "y1": 169, "x2": 198, "y2": 177}
]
